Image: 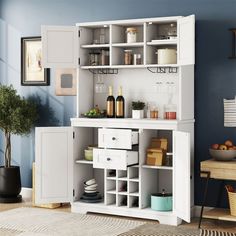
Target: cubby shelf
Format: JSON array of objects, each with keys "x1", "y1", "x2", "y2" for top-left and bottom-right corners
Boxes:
[
  {"x1": 81, "y1": 44, "x2": 110, "y2": 48},
  {"x1": 147, "y1": 39, "x2": 177, "y2": 46},
  {"x1": 129, "y1": 192, "x2": 139, "y2": 196},
  {"x1": 142, "y1": 165, "x2": 173, "y2": 170},
  {"x1": 75, "y1": 160, "x2": 93, "y2": 164},
  {"x1": 112, "y1": 42, "x2": 144, "y2": 47},
  {"x1": 129, "y1": 178, "x2": 139, "y2": 182}
]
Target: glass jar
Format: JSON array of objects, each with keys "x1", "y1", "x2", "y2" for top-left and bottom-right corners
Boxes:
[
  {"x1": 167, "y1": 23, "x2": 177, "y2": 39},
  {"x1": 133, "y1": 54, "x2": 142, "y2": 65},
  {"x1": 89, "y1": 52, "x2": 100, "y2": 66},
  {"x1": 164, "y1": 103, "x2": 177, "y2": 119},
  {"x1": 126, "y1": 27, "x2": 137, "y2": 43},
  {"x1": 101, "y1": 49, "x2": 109, "y2": 65},
  {"x1": 124, "y1": 49, "x2": 132, "y2": 65}
]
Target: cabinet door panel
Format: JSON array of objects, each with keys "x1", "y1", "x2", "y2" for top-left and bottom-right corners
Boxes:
[
  {"x1": 178, "y1": 15, "x2": 195, "y2": 65},
  {"x1": 35, "y1": 127, "x2": 73, "y2": 204},
  {"x1": 173, "y1": 131, "x2": 191, "y2": 222},
  {"x1": 42, "y1": 26, "x2": 78, "y2": 68}
]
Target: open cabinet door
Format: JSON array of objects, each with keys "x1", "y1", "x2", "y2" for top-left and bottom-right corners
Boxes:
[
  {"x1": 41, "y1": 25, "x2": 78, "y2": 68},
  {"x1": 35, "y1": 127, "x2": 74, "y2": 204},
  {"x1": 178, "y1": 15, "x2": 195, "y2": 65},
  {"x1": 173, "y1": 131, "x2": 191, "y2": 222}
]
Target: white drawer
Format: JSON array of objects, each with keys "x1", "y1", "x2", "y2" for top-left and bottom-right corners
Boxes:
[
  {"x1": 93, "y1": 148, "x2": 138, "y2": 170},
  {"x1": 98, "y1": 128, "x2": 138, "y2": 150}
]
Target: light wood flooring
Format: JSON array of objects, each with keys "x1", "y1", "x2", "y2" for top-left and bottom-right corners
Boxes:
[{"x1": 0, "y1": 199, "x2": 236, "y2": 233}]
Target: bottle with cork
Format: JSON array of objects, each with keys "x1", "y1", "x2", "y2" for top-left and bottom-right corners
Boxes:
[
  {"x1": 106, "y1": 86, "x2": 115, "y2": 118},
  {"x1": 116, "y1": 86, "x2": 125, "y2": 118}
]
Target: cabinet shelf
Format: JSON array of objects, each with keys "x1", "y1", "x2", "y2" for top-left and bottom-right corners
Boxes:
[
  {"x1": 129, "y1": 178, "x2": 139, "y2": 182},
  {"x1": 147, "y1": 40, "x2": 177, "y2": 46},
  {"x1": 75, "y1": 159, "x2": 93, "y2": 164},
  {"x1": 112, "y1": 42, "x2": 144, "y2": 48},
  {"x1": 118, "y1": 191, "x2": 128, "y2": 195},
  {"x1": 142, "y1": 165, "x2": 173, "y2": 170},
  {"x1": 81, "y1": 44, "x2": 110, "y2": 49},
  {"x1": 107, "y1": 177, "x2": 116, "y2": 180},
  {"x1": 107, "y1": 190, "x2": 116, "y2": 194},
  {"x1": 129, "y1": 192, "x2": 139, "y2": 196}
]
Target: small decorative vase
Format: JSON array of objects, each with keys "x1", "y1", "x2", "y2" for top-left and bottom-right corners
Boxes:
[{"x1": 132, "y1": 110, "x2": 144, "y2": 119}]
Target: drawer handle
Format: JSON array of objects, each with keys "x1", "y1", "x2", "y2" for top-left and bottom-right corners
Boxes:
[
  {"x1": 112, "y1": 137, "x2": 116, "y2": 141},
  {"x1": 107, "y1": 157, "x2": 111, "y2": 161}
]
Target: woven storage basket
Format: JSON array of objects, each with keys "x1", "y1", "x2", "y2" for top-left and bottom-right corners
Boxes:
[{"x1": 226, "y1": 185, "x2": 236, "y2": 216}]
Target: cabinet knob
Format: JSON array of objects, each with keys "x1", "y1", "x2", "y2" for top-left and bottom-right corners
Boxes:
[
  {"x1": 112, "y1": 137, "x2": 116, "y2": 141},
  {"x1": 107, "y1": 157, "x2": 111, "y2": 161}
]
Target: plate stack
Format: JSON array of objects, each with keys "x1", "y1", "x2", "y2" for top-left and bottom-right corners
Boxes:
[{"x1": 80, "y1": 179, "x2": 103, "y2": 203}]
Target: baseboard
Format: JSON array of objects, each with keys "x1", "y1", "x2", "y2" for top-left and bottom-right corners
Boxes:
[
  {"x1": 193, "y1": 205, "x2": 213, "y2": 217},
  {"x1": 20, "y1": 187, "x2": 32, "y2": 201}
]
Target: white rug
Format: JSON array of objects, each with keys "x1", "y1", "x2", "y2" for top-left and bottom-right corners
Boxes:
[{"x1": 0, "y1": 207, "x2": 145, "y2": 236}]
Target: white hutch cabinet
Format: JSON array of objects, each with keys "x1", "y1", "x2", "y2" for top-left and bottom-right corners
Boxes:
[{"x1": 35, "y1": 15, "x2": 195, "y2": 226}]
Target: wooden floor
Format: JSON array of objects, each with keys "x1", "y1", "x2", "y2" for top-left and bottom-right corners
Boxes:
[{"x1": 0, "y1": 199, "x2": 236, "y2": 233}]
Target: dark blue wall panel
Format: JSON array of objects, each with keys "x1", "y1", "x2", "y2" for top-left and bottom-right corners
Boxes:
[{"x1": 1, "y1": 0, "x2": 236, "y2": 207}]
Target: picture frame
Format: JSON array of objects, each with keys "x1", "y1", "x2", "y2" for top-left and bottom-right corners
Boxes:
[
  {"x1": 21, "y1": 37, "x2": 50, "y2": 86},
  {"x1": 55, "y1": 68, "x2": 77, "y2": 96}
]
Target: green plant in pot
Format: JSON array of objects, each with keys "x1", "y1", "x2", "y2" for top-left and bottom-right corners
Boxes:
[
  {"x1": 0, "y1": 85, "x2": 37, "y2": 203},
  {"x1": 131, "y1": 101, "x2": 145, "y2": 119}
]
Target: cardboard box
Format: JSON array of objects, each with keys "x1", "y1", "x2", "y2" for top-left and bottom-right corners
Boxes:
[
  {"x1": 146, "y1": 148, "x2": 166, "y2": 166},
  {"x1": 150, "y1": 138, "x2": 168, "y2": 151}
]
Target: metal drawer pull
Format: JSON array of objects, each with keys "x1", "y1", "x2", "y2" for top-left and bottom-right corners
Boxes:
[
  {"x1": 107, "y1": 157, "x2": 111, "y2": 161},
  {"x1": 112, "y1": 137, "x2": 116, "y2": 141}
]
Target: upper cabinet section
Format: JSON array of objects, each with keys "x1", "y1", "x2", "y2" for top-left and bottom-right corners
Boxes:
[
  {"x1": 41, "y1": 26, "x2": 78, "y2": 68},
  {"x1": 41, "y1": 15, "x2": 195, "y2": 69}
]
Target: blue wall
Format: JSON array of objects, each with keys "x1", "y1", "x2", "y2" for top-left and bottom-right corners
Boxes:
[{"x1": 1, "y1": 0, "x2": 236, "y2": 207}]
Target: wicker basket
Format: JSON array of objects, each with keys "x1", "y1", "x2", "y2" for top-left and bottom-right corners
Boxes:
[{"x1": 226, "y1": 185, "x2": 236, "y2": 216}]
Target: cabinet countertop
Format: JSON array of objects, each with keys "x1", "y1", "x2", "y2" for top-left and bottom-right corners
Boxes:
[{"x1": 70, "y1": 118, "x2": 195, "y2": 129}]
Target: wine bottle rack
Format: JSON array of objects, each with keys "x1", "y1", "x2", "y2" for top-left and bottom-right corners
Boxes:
[{"x1": 104, "y1": 167, "x2": 140, "y2": 208}]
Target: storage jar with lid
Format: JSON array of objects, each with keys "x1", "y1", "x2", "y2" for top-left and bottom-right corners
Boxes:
[
  {"x1": 126, "y1": 27, "x2": 137, "y2": 43},
  {"x1": 124, "y1": 50, "x2": 132, "y2": 65},
  {"x1": 100, "y1": 49, "x2": 109, "y2": 65},
  {"x1": 151, "y1": 189, "x2": 172, "y2": 211},
  {"x1": 156, "y1": 48, "x2": 177, "y2": 64},
  {"x1": 89, "y1": 52, "x2": 100, "y2": 66}
]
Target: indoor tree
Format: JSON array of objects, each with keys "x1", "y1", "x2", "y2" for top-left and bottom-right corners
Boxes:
[{"x1": 0, "y1": 84, "x2": 37, "y2": 167}]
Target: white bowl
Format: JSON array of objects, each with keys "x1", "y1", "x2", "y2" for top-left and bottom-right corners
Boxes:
[
  {"x1": 209, "y1": 149, "x2": 236, "y2": 161},
  {"x1": 84, "y1": 179, "x2": 96, "y2": 186}
]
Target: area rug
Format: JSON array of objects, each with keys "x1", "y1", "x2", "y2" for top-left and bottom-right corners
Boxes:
[
  {"x1": 119, "y1": 223, "x2": 200, "y2": 236},
  {"x1": 0, "y1": 207, "x2": 144, "y2": 236},
  {"x1": 200, "y1": 229, "x2": 236, "y2": 236}
]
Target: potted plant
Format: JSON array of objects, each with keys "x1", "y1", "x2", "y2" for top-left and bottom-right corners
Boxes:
[
  {"x1": 0, "y1": 85, "x2": 37, "y2": 203},
  {"x1": 132, "y1": 101, "x2": 145, "y2": 119}
]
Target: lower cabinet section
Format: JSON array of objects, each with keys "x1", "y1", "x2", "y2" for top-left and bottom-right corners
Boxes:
[{"x1": 35, "y1": 123, "x2": 193, "y2": 225}]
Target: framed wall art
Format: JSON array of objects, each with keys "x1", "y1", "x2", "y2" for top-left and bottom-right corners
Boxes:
[
  {"x1": 55, "y1": 68, "x2": 77, "y2": 96},
  {"x1": 21, "y1": 37, "x2": 50, "y2": 86}
]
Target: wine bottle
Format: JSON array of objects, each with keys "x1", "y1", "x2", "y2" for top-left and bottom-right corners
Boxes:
[
  {"x1": 116, "y1": 86, "x2": 125, "y2": 118},
  {"x1": 106, "y1": 86, "x2": 115, "y2": 118}
]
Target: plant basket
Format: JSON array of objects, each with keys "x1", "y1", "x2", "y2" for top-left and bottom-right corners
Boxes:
[{"x1": 226, "y1": 185, "x2": 236, "y2": 216}]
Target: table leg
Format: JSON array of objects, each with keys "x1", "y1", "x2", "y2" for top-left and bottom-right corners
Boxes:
[{"x1": 198, "y1": 171, "x2": 210, "y2": 229}]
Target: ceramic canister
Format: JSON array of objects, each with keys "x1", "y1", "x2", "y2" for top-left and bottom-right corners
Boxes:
[
  {"x1": 156, "y1": 48, "x2": 177, "y2": 64},
  {"x1": 151, "y1": 192, "x2": 173, "y2": 211}
]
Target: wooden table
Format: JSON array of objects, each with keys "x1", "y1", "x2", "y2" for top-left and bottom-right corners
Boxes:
[{"x1": 199, "y1": 159, "x2": 236, "y2": 228}]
